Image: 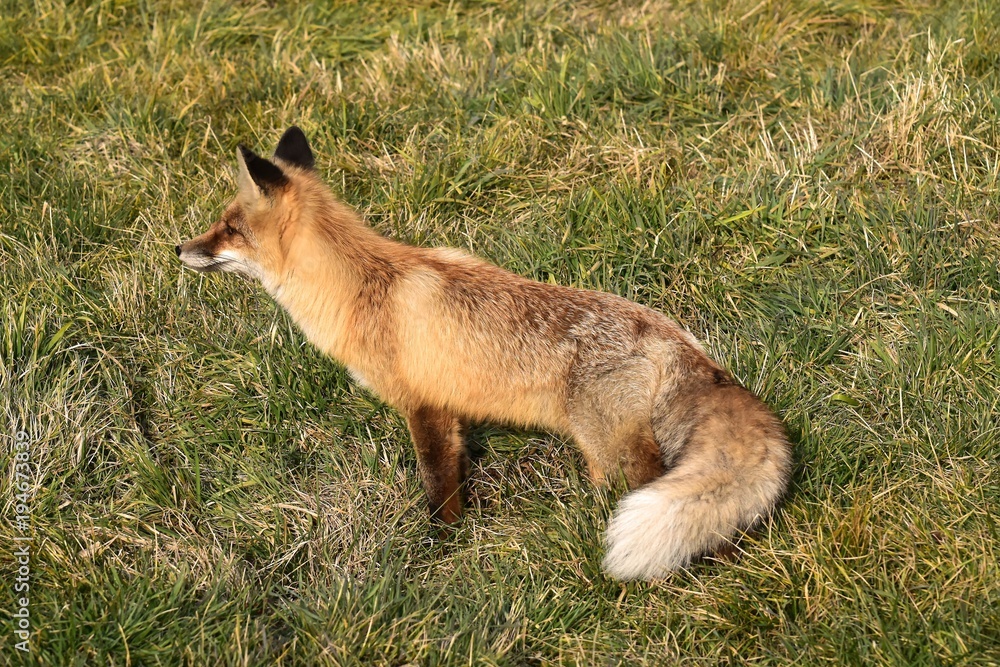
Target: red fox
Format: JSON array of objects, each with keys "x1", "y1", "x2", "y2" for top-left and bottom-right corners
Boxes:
[{"x1": 177, "y1": 127, "x2": 792, "y2": 580}]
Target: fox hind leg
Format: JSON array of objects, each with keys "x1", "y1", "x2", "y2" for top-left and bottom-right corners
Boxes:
[
  {"x1": 567, "y1": 357, "x2": 664, "y2": 488},
  {"x1": 620, "y1": 426, "x2": 664, "y2": 488},
  {"x1": 405, "y1": 406, "x2": 467, "y2": 524},
  {"x1": 574, "y1": 424, "x2": 664, "y2": 489}
]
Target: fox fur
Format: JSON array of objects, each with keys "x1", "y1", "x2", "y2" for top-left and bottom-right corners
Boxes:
[{"x1": 177, "y1": 126, "x2": 792, "y2": 580}]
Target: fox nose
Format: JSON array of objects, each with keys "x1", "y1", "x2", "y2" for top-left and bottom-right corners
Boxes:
[{"x1": 175, "y1": 244, "x2": 182, "y2": 256}]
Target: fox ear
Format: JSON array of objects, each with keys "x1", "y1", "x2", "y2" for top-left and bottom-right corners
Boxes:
[
  {"x1": 274, "y1": 126, "x2": 315, "y2": 170},
  {"x1": 236, "y1": 144, "x2": 288, "y2": 198}
]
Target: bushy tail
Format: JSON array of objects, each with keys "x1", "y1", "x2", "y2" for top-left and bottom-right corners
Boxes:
[{"x1": 602, "y1": 384, "x2": 791, "y2": 581}]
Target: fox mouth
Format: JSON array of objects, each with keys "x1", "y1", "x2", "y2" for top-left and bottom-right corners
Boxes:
[
  {"x1": 177, "y1": 248, "x2": 233, "y2": 273},
  {"x1": 189, "y1": 259, "x2": 232, "y2": 273},
  {"x1": 177, "y1": 246, "x2": 260, "y2": 279}
]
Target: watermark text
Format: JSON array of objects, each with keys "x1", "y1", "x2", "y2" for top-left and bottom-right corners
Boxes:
[{"x1": 11, "y1": 430, "x2": 32, "y2": 652}]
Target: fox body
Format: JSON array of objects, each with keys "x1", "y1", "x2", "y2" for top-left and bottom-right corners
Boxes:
[{"x1": 177, "y1": 127, "x2": 792, "y2": 580}]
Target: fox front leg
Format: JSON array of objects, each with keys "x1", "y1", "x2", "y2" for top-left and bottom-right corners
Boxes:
[{"x1": 404, "y1": 406, "x2": 468, "y2": 524}]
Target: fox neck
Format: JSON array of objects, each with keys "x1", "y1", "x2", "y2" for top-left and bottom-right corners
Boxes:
[{"x1": 263, "y1": 202, "x2": 393, "y2": 365}]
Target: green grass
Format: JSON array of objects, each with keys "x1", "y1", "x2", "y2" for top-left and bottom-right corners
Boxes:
[{"x1": 2, "y1": 0, "x2": 1000, "y2": 664}]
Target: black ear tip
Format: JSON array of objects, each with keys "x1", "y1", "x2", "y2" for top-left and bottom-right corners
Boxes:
[
  {"x1": 277, "y1": 126, "x2": 308, "y2": 147},
  {"x1": 274, "y1": 125, "x2": 315, "y2": 169},
  {"x1": 238, "y1": 142, "x2": 287, "y2": 190}
]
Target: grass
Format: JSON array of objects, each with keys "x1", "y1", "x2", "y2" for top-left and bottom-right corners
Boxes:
[{"x1": 2, "y1": 0, "x2": 999, "y2": 664}]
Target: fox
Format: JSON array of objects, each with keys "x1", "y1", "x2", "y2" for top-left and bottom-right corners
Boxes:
[{"x1": 176, "y1": 126, "x2": 792, "y2": 580}]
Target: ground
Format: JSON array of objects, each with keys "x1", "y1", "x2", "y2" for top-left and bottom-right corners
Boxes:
[{"x1": 1, "y1": 0, "x2": 999, "y2": 665}]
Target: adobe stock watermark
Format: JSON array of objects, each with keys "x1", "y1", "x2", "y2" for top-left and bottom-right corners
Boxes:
[{"x1": 11, "y1": 430, "x2": 32, "y2": 653}]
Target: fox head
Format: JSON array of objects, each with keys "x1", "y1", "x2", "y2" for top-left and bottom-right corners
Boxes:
[{"x1": 176, "y1": 126, "x2": 317, "y2": 286}]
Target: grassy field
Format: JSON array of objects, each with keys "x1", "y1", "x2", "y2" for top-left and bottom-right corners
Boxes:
[{"x1": 2, "y1": 0, "x2": 1000, "y2": 664}]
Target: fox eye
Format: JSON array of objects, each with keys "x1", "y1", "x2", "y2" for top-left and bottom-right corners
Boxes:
[{"x1": 226, "y1": 225, "x2": 238, "y2": 236}]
